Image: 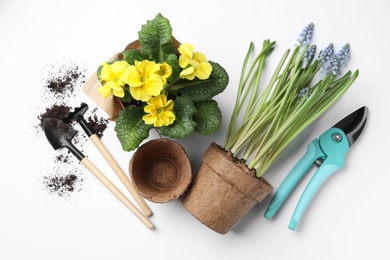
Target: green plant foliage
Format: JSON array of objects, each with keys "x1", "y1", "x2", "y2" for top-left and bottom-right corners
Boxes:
[
  {"x1": 138, "y1": 13, "x2": 173, "y2": 62},
  {"x1": 177, "y1": 62, "x2": 229, "y2": 102},
  {"x1": 114, "y1": 106, "x2": 153, "y2": 151},
  {"x1": 102, "y1": 13, "x2": 229, "y2": 151},
  {"x1": 224, "y1": 27, "x2": 358, "y2": 177},
  {"x1": 159, "y1": 95, "x2": 197, "y2": 138},
  {"x1": 193, "y1": 100, "x2": 222, "y2": 135}
]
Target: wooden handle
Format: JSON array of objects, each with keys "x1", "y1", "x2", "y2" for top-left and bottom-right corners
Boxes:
[
  {"x1": 90, "y1": 134, "x2": 153, "y2": 217},
  {"x1": 81, "y1": 157, "x2": 154, "y2": 230}
]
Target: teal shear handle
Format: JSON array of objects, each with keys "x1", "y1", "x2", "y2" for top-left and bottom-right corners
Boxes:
[
  {"x1": 263, "y1": 139, "x2": 325, "y2": 220},
  {"x1": 289, "y1": 163, "x2": 340, "y2": 230},
  {"x1": 264, "y1": 128, "x2": 350, "y2": 230}
]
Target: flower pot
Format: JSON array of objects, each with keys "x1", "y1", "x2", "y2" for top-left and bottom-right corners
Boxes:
[
  {"x1": 181, "y1": 142, "x2": 273, "y2": 234},
  {"x1": 129, "y1": 138, "x2": 192, "y2": 203}
]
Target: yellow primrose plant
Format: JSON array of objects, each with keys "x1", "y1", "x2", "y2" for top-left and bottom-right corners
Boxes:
[{"x1": 97, "y1": 14, "x2": 229, "y2": 151}]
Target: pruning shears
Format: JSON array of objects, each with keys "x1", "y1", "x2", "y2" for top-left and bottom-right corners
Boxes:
[{"x1": 264, "y1": 106, "x2": 368, "y2": 230}]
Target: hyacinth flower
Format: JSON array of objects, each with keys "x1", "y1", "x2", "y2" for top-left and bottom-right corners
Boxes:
[
  {"x1": 296, "y1": 23, "x2": 314, "y2": 46},
  {"x1": 319, "y1": 43, "x2": 350, "y2": 76},
  {"x1": 337, "y1": 43, "x2": 350, "y2": 66},
  {"x1": 224, "y1": 23, "x2": 359, "y2": 177},
  {"x1": 318, "y1": 43, "x2": 334, "y2": 62},
  {"x1": 304, "y1": 45, "x2": 317, "y2": 61}
]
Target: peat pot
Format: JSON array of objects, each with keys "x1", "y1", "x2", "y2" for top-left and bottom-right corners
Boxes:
[
  {"x1": 181, "y1": 142, "x2": 273, "y2": 234},
  {"x1": 129, "y1": 138, "x2": 192, "y2": 203}
]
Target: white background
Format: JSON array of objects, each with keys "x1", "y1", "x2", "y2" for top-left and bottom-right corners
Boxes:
[{"x1": 1, "y1": 0, "x2": 389, "y2": 259}]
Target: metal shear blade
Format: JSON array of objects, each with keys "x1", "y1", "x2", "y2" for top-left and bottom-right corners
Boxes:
[{"x1": 263, "y1": 106, "x2": 368, "y2": 230}]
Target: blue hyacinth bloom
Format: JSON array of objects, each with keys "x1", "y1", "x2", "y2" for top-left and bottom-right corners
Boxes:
[
  {"x1": 318, "y1": 43, "x2": 334, "y2": 62},
  {"x1": 297, "y1": 23, "x2": 314, "y2": 46},
  {"x1": 304, "y1": 45, "x2": 316, "y2": 61},
  {"x1": 337, "y1": 43, "x2": 350, "y2": 66},
  {"x1": 321, "y1": 55, "x2": 339, "y2": 75}
]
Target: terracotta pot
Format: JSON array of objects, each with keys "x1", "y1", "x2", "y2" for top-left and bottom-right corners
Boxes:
[
  {"x1": 181, "y1": 142, "x2": 273, "y2": 234},
  {"x1": 129, "y1": 138, "x2": 192, "y2": 203}
]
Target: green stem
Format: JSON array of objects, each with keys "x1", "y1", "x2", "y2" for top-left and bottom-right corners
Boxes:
[
  {"x1": 225, "y1": 40, "x2": 275, "y2": 150},
  {"x1": 250, "y1": 47, "x2": 302, "y2": 166},
  {"x1": 224, "y1": 38, "x2": 358, "y2": 178},
  {"x1": 228, "y1": 48, "x2": 289, "y2": 154},
  {"x1": 253, "y1": 70, "x2": 358, "y2": 176},
  {"x1": 224, "y1": 42, "x2": 254, "y2": 149}
]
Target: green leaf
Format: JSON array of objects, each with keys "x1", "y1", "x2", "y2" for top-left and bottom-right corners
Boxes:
[
  {"x1": 121, "y1": 88, "x2": 133, "y2": 103},
  {"x1": 178, "y1": 61, "x2": 229, "y2": 102},
  {"x1": 114, "y1": 106, "x2": 153, "y2": 151},
  {"x1": 138, "y1": 13, "x2": 173, "y2": 62},
  {"x1": 194, "y1": 100, "x2": 222, "y2": 135},
  {"x1": 97, "y1": 64, "x2": 103, "y2": 81},
  {"x1": 161, "y1": 42, "x2": 176, "y2": 57},
  {"x1": 165, "y1": 53, "x2": 180, "y2": 84},
  {"x1": 121, "y1": 49, "x2": 146, "y2": 65},
  {"x1": 160, "y1": 95, "x2": 197, "y2": 138}
]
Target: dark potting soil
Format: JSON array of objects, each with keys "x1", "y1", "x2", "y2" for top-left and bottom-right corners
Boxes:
[
  {"x1": 36, "y1": 61, "x2": 109, "y2": 198},
  {"x1": 43, "y1": 173, "x2": 84, "y2": 197},
  {"x1": 43, "y1": 63, "x2": 87, "y2": 98},
  {"x1": 221, "y1": 143, "x2": 257, "y2": 177},
  {"x1": 36, "y1": 104, "x2": 109, "y2": 142},
  {"x1": 37, "y1": 104, "x2": 71, "y2": 131},
  {"x1": 86, "y1": 107, "x2": 109, "y2": 139}
]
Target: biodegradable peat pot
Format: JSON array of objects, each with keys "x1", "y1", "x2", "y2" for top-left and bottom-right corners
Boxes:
[
  {"x1": 129, "y1": 138, "x2": 192, "y2": 203},
  {"x1": 181, "y1": 142, "x2": 273, "y2": 234}
]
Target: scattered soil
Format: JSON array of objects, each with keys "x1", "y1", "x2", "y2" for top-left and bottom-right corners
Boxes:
[
  {"x1": 86, "y1": 107, "x2": 109, "y2": 139},
  {"x1": 43, "y1": 173, "x2": 84, "y2": 198},
  {"x1": 42, "y1": 63, "x2": 86, "y2": 98},
  {"x1": 35, "y1": 61, "x2": 109, "y2": 198},
  {"x1": 37, "y1": 104, "x2": 71, "y2": 131}
]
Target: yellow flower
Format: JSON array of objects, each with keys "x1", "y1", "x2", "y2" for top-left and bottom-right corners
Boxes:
[
  {"x1": 158, "y1": 62, "x2": 172, "y2": 85},
  {"x1": 126, "y1": 60, "x2": 164, "y2": 101},
  {"x1": 143, "y1": 95, "x2": 175, "y2": 127},
  {"x1": 178, "y1": 43, "x2": 212, "y2": 80},
  {"x1": 98, "y1": 61, "x2": 130, "y2": 98}
]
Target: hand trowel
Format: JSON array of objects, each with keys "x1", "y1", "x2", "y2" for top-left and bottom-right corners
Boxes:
[{"x1": 43, "y1": 117, "x2": 154, "y2": 229}]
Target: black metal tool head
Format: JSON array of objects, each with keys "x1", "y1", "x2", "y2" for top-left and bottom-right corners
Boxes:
[
  {"x1": 43, "y1": 118, "x2": 85, "y2": 161},
  {"x1": 63, "y1": 102, "x2": 88, "y2": 123},
  {"x1": 63, "y1": 102, "x2": 95, "y2": 137},
  {"x1": 333, "y1": 106, "x2": 368, "y2": 147}
]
